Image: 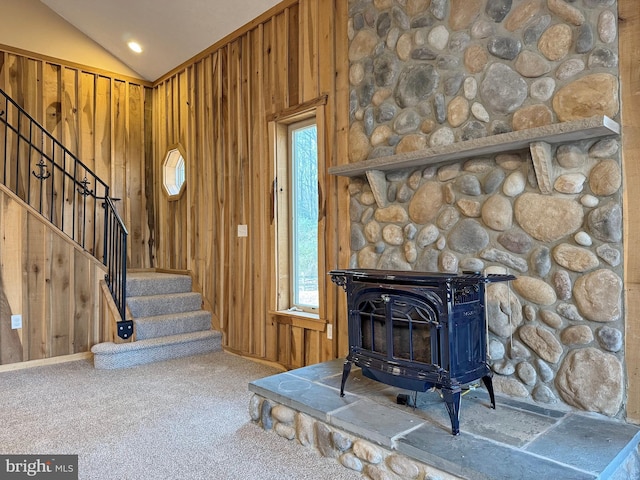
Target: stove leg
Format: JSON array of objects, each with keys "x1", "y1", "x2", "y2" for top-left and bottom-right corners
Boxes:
[
  {"x1": 340, "y1": 360, "x2": 352, "y2": 397},
  {"x1": 442, "y1": 388, "x2": 462, "y2": 435},
  {"x1": 482, "y1": 375, "x2": 496, "y2": 409}
]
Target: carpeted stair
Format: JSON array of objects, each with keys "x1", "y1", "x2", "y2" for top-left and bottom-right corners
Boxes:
[{"x1": 92, "y1": 271, "x2": 222, "y2": 369}]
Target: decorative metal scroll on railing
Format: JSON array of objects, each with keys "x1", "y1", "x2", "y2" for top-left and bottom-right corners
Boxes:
[{"x1": 0, "y1": 88, "x2": 130, "y2": 338}]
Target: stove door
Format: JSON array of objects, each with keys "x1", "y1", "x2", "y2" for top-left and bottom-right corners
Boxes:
[{"x1": 352, "y1": 287, "x2": 442, "y2": 369}]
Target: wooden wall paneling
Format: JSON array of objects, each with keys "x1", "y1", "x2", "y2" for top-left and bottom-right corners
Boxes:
[
  {"x1": 265, "y1": 121, "x2": 279, "y2": 361},
  {"x1": 178, "y1": 70, "x2": 189, "y2": 270},
  {"x1": 219, "y1": 45, "x2": 231, "y2": 345},
  {"x1": 78, "y1": 72, "x2": 97, "y2": 255},
  {"x1": 316, "y1": 3, "x2": 338, "y2": 363},
  {"x1": 290, "y1": 325, "x2": 304, "y2": 368},
  {"x1": 19, "y1": 58, "x2": 41, "y2": 204},
  {"x1": 25, "y1": 214, "x2": 47, "y2": 360},
  {"x1": 333, "y1": 0, "x2": 351, "y2": 358},
  {"x1": 4, "y1": 54, "x2": 20, "y2": 196},
  {"x1": 212, "y1": 51, "x2": 226, "y2": 335},
  {"x1": 191, "y1": 58, "x2": 205, "y2": 319},
  {"x1": 127, "y1": 83, "x2": 145, "y2": 268},
  {"x1": 287, "y1": 5, "x2": 300, "y2": 108},
  {"x1": 94, "y1": 77, "x2": 111, "y2": 190},
  {"x1": 316, "y1": 103, "x2": 332, "y2": 362},
  {"x1": 251, "y1": 25, "x2": 268, "y2": 358},
  {"x1": 112, "y1": 80, "x2": 128, "y2": 259},
  {"x1": 0, "y1": 272, "x2": 23, "y2": 364},
  {"x1": 299, "y1": 0, "x2": 319, "y2": 103},
  {"x1": 305, "y1": 329, "x2": 320, "y2": 366},
  {"x1": 275, "y1": 12, "x2": 290, "y2": 111},
  {"x1": 143, "y1": 86, "x2": 155, "y2": 268},
  {"x1": 48, "y1": 231, "x2": 72, "y2": 357},
  {"x1": 620, "y1": 0, "x2": 640, "y2": 422},
  {"x1": 277, "y1": 322, "x2": 290, "y2": 366},
  {"x1": 262, "y1": 19, "x2": 275, "y2": 118},
  {"x1": 0, "y1": 51, "x2": 4, "y2": 89},
  {"x1": 61, "y1": 67, "x2": 79, "y2": 157},
  {"x1": 92, "y1": 76, "x2": 111, "y2": 262},
  {"x1": 0, "y1": 190, "x2": 25, "y2": 364},
  {"x1": 198, "y1": 55, "x2": 214, "y2": 326},
  {"x1": 230, "y1": 37, "x2": 250, "y2": 354},
  {"x1": 261, "y1": 20, "x2": 276, "y2": 354},
  {"x1": 241, "y1": 33, "x2": 257, "y2": 356},
  {"x1": 187, "y1": 64, "x2": 197, "y2": 276},
  {"x1": 154, "y1": 80, "x2": 167, "y2": 267},
  {"x1": 78, "y1": 73, "x2": 96, "y2": 172},
  {"x1": 73, "y1": 247, "x2": 93, "y2": 353},
  {"x1": 40, "y1": 64, "x2": 60, "y2": 227}
]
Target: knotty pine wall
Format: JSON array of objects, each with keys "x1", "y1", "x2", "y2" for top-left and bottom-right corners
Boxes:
[
  {"x1": 151, "y1": 0, "x2": 351, "y2": 367},
  {"x1": 0, "y1": 48, "x2": 153, "y2": 364},
  {"x1": 620, "y1": 0, "x2": 640, "y2": 422}
]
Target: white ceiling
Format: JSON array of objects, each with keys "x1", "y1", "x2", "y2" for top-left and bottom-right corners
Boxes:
[{"x1": 40, "y1": 0, "x2": 281, "y2": 81}]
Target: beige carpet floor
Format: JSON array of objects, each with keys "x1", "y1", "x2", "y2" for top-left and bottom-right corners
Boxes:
[{"x1": 0, "y1": 351, "x2": 362, "y2": 479}]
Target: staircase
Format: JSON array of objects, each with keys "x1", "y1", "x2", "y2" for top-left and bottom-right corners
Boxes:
[{"x1": 92, "y1": 271, "x2": 222, "y2": 369}]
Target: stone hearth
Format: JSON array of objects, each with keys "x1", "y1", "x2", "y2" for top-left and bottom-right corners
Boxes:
[{"x1": 249, "y1": 359, "x2": 640, "y2": 479}]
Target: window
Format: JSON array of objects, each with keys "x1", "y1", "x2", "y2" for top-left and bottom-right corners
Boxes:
[
  {"x1": 272, "y1": 112, "x2": 322, "y2": 316},
  {"x1": 162, "y1": 145, "x2": 186, "y2": 200},
  {"x1": 289, "y1": 120, "x2": 319, "y2": 310}
]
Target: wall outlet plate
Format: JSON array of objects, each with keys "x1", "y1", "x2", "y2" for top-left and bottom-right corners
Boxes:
[
  {"x1": 237, "y1": 224, "x2": 248, "y2": 237},
  {"x1": 326, "y1": 323, "x2": 333, "y2": 340},
  {"x1": 11, "y1": 314, "x2": 22, "y2": 329}
]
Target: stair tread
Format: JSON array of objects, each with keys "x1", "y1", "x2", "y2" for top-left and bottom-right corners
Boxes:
[
  {"x1": 92, "y1": 330, "x2": 222, "y2": 353},
  {"x1": 134, "y1": 310, "x2": 211, "y2": 323},
  {"x1": 126, "y1": 272, "x2": 193, "y2": 296},
  {"x1": 127, "y1": 291, "x2": 201, "y2": 302}
]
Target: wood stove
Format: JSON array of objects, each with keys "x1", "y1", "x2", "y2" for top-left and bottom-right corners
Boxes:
[{"x1": 330, "y1": 269, "x2": 515, "y2": 435}]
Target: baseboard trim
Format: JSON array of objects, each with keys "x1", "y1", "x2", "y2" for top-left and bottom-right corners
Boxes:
[{"x1": 0, "y1": 353, "x2": 92, "y2": 373}]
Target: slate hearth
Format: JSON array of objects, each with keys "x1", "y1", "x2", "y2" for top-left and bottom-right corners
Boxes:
[{"x1": 249, "y1": 359, "x2": 640, "y2": 480}]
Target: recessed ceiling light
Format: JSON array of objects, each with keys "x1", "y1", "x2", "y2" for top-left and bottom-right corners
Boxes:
[{"x1": 128, "y1": 41, "x2": 143, "y2": 53}]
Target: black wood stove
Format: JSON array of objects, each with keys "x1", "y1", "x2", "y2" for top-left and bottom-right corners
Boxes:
[{"x1": 330, "y1": 269, "x2": 515, "y2": 435}]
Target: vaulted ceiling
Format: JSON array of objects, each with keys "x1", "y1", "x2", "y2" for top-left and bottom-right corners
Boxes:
[{"x1": 40, "y1": 0, "x2": 281, "y2": 81}]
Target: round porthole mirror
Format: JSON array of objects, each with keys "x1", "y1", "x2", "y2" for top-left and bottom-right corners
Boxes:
[{"x1": 162, "y1": 144, "x2": 186, "y2": 200}]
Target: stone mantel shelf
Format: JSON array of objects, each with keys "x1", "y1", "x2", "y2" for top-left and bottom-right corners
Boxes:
[{"x1": 329, "y1": 115, "x2": 620, "y2": 178}]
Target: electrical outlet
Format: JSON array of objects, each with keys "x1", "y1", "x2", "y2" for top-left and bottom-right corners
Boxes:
[
  {"x1": 11, "y1": 314, "x2": 22, "y2": 329},
  {"x1": 326, "y1": 323, "x2": 333, "y2": 340},
  {"x1": 237, "y1": 224, "x2": 248, "y2": 237}
]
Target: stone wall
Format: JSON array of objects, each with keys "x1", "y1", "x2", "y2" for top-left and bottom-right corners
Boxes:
[
  {"x1": 346, "y1": 0, "x2": 624, "y2": 416},
  {"x1": 249, "y1": 394, "x2": 463, "y2": 479}
]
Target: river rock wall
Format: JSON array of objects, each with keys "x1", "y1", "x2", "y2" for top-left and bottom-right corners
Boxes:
[{"x1": 346, "y1": 0, "x2": 624, "y2": 416}]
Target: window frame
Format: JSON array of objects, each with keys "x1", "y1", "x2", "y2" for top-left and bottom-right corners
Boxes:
[
  {"x1": 269, "y1": 104, "x2": 327, "y2": 321},
  {"x1": 162, "y1": 143, "x2": 187, "y2": 201}
]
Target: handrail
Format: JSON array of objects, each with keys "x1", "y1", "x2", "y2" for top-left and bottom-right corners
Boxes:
[
  {"x1": 0, "y1": 87, "x2": 132, "y2": 339},
  {"x1": 103, "y1": 197, "x2": 132, "y2": 339}
]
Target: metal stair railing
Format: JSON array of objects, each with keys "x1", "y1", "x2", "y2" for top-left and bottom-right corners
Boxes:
[{"x1": 0, "y1": 87, "x2": 132, "y2": 339}]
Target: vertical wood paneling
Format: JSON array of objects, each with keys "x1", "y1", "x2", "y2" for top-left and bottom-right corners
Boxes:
[
  {"x1": 73, "y1": 247, "x2": 93, "y2": 353},
  {"x1": 48, "y1": 232, "x2": 72, "y2": 357},
  {"x1": 128, "y1": 84, "x2": 145, "y2": 268},
  {"x1": 0, "y1": 192, "x2": 25, "y2": 363},
  {"x1": 333, "y1": 0, "x2": 351, "y2": 358},
  {"x1": 151, "y1": 0, "x2": 348, "y2": 367},
  {"x1": 26, "y1": 214, "x2": 47, "y2": 360},
  {"x1": 621, "y1": 0, "x2": 640, "y2": 421},
  {"x1": 299, "y1": 0, "x2": 319, "y2": 102}
]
